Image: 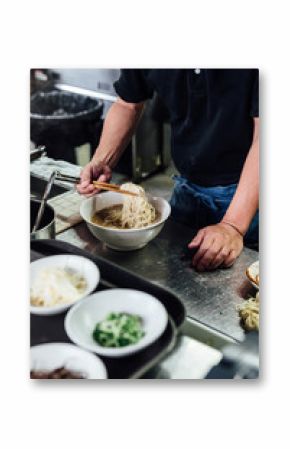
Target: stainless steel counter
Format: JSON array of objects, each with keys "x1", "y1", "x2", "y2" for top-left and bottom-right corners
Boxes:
[
  {"x1": 31, "y1": 159, "x2": 259, "y2": 378},
  {"x1": 57, "y1": 217, "x2": 258, "y2": 342}
]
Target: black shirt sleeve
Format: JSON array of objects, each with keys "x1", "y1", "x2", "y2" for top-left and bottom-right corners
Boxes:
[
  {"x1": 250, "y1": 69, "x2": 259, "y2": 117},
  {"x1": 114, "y1": 69, "x2": 154, "y2": 103}
]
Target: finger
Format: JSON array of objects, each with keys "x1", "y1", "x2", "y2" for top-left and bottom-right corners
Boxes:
[
  {"x1": 80, "y1": 165, "x2": 93, "y2": 184},
  {"x1": 195, "y1": 250, "x2": 214, "y2": 271},
  {"x1": 77, "y1": 184, "x2": 90, "y2": 194},
  {"x1": 195, "y1": 262, "x2": 206, "y2": 272},
  {"x1": 192, "y1": 235, "x2": 215, "y2": 266},
  {"x1": 79, "y1": 179, "x2": 90, "y2": 188},
  {"x1": 221, "y1": 250, "x2": 236, "y2": 268},
  {"x1": 77, "y1": 181, "x2": 90, "y2": 193},
  {"x1": 196, "y1": 240, "x2": 223, "y2": 270},
  {"x1": 192, "y1": 244, "x2": 210, "y2": 267},
  {"x1": 78, "y1": 183, "x2": 97, "y2": 195},
  {"x1": 188, "y1": 229, "x2": 205, "y2": 249},
  {"x1": 91, "y1": 163, "x2": 111, "y2": 181},
  {"x1": 102, "y1": 165, "x2": 112, "y2": 180},
  {"x1": 98, "y1": 174, "x2": 110, "y2": 183},
  {"x1": 85, "y1": 190, "x2": 99, "y2": 198},
  {"x1": 81, "y1": 162, "x2": 106, "y2": 185},
  {"x1": 210, "y1": 247, "x2": 231, "y2": 269},
  {"x1": 195, "y1": 246, "x2": 221, "y2": 271}
]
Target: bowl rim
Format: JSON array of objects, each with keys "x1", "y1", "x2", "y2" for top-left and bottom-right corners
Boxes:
[
  {"x1": 245, "y1": 260, "x2": 259, "y2": 289},
  {"x1": 30, "y1": 254, "x2": 100, "y2": 314},
  {"x1": 80, "y1": 193, "x2": 171, "y2": 233},
  {"x1": 30, "y1": 342, "x2": 108, "y2": 379}
]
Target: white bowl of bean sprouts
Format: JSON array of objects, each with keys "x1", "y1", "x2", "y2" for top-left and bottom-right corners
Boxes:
[{"x1": 80, "y1": 185, "x2": 171, "y2": 251}]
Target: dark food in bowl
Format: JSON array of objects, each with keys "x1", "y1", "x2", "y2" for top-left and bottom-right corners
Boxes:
[
  {"x1": 93, "y1": 312, "x2": 145, "y2": 347},
  {"x1": 30, "y1": 366, "x2": 85, "y2": 379}
]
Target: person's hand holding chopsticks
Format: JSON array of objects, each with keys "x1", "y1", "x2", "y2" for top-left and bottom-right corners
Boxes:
[{"x1": 77, "y1": 160, "x2": 112, "y2": 196}]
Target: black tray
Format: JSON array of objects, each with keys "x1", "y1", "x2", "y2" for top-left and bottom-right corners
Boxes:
[{"x1": 30, "y1": 239, "x2": 185, "y2": 379}]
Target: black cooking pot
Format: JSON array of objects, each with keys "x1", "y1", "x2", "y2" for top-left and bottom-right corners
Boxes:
[{"x1": 30, "y1": 199, "x2": 55, "y2": 240}]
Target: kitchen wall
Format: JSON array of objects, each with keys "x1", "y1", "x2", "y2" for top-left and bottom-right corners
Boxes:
[{"x1": 53, "y1": 69, "x2": 120, "y2": 96}]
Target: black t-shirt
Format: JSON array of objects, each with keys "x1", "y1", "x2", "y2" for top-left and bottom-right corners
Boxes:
[{"x1": 114, "y1": 69, "x2": 259, "y2": 186}]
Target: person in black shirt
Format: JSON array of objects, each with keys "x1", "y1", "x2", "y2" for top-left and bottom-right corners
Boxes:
[{"x1": 78, "y1": 69, "x2": 259, "y2": 271}]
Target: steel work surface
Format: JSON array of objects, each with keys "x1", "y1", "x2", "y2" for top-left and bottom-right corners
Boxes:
[{"x1": 57, "y1": 218, "x2": 258, "y2": 342}]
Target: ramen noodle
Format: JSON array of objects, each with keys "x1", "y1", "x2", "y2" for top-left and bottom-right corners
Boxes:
[
  {"x1": 237, "y1": 292, "x2": 259, "y2": 331},
  {"x1": 92, "y1": 183, "x2": 157, "y2": 229}
]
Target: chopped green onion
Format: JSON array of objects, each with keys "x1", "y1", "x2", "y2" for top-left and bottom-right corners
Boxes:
[{"x1": 92, "y1": 312, "x2": 145, "y2": 347}]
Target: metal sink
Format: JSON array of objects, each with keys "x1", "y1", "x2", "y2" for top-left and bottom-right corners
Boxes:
[{"x1": 30, "y1": 173, "x2": 69, "y2": 199}]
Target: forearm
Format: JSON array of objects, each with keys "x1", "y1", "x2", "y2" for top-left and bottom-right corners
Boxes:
[
  {"x1": 222, "y1": 118, "x2": 259, "y2": 235},
  {"x1": 92, "y1": 98, "x2": 144, "y2": 167}
]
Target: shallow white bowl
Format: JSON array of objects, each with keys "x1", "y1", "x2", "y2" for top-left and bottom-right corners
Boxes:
[
  {"x1": 30, "y1": 255, "x2": 100, "y2": 315},
  {"x1": 79, "y1": 191, "x2": 171, "y2": 251},
  {"x1": 30, "y1": 343, "x2": 107, "y2": 379},
  {"x1": 246, "y1": 260, "x2": 259, "y2": 290},
  {"x1": 65, "y1": 288, "x2": 168, "y2": 357}
]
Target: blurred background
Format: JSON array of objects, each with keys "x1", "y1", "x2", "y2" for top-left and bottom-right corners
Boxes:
[{"x1": 30, "y1": 68, "x2": 172, "y2": 182}]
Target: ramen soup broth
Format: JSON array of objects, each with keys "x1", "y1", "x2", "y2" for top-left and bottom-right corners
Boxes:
[{"x1": 91, "y1": 204, "x2": 160, "y2": 229}]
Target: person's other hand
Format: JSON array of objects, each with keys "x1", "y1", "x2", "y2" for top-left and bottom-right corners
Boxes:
[
  {"x1": 77, "y1": 161, "x2": 112, "y2": 196},
  {"x1": 188, "y1": 223, "x2": 243, "y2": 271}
]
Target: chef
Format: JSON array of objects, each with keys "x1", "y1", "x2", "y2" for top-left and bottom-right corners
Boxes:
[{"x1": 78, "y1": 69, "x2": 259, "y2": 272}]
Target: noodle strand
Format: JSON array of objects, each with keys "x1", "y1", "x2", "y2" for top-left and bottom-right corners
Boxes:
[{"x1": 94, "y1": 183, "x2": 156, "y2": 229}]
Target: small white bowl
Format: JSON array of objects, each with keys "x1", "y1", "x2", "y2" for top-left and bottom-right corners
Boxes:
[
  {"x1": 30, "y1": 343, "x2": 107, "y2": 379},
  {"x1": 65, "y1": 288, "x2": 168, "y2": 357},
  {"x1": 80, "y1": 191, "x2": 171, "y2": 251},
  {"x1": 30, "y1": 255, "x2": 100, "y2": 315}
]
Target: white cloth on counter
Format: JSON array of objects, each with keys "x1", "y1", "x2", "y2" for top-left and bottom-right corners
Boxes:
[{"x1": 30, "y1": 156, "x2": 81, "y2": 189}]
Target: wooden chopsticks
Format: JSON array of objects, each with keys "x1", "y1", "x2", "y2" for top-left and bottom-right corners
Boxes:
[
  {"x1": 54, "y1": 173, "x2": 139, "y2": 197},
  {"x1": 92, "y1": 181, "x2": 138, "y2": 196}
]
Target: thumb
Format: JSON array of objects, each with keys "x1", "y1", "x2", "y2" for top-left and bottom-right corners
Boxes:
[
  {"x1": 188, "y1": 230, "x2": 205, "y2": 249},
  {"x1": 80, "y1": 164, "x2": 93, "y2": 186}
]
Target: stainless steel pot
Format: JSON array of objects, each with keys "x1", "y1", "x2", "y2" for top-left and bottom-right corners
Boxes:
[{"x1": 30, "y1": 198, "x2": 55, "y2": 240}]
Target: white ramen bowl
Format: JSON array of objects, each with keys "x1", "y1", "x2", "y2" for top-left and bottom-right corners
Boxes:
[{"x1": 80, "y1": 191, "x2": 171, "y2": 251}]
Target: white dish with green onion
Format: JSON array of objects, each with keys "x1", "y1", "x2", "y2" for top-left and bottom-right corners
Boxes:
[{"x1": 65, "y1": 289, "x2": 168, "y2": 357}]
